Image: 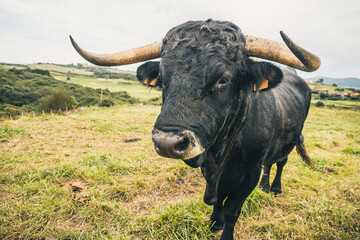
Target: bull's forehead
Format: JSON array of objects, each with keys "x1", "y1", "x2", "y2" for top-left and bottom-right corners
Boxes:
[
  {"x1": 160, "y1": 20, "x2": 247, "y2": 85},
  {"x1": 161, "y1": 53, "x2": 231, "y2": 88},
  {"x1": 163, "y1": 20, "x2": 245, "y2": 46},
  {"x1": 162, "y1": 20, "x2": 245, "y2": 58}
]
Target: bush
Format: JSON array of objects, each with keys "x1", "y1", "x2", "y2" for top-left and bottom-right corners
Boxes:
[
  {"x1": 4, "y1": 106, "x2": 22, "y2": 115},
  {"x1": 39, "y1": 89, "x2": 78, "y2": 112},
  {"x1": 315, "y1": 101, "x2": 325, "y2": 107},
  {"x1": 319, "y1": 92, "x2": 329, "y2": 99},
  {"x1": 25, "y1": 68, "x2": 51, "y2": 76},
  {"x1": 0, "y1": 104, "x2": 23, "y2": 117},
  {"x1": 93, "y1": 70, "x2": 136, "y2": 80},
  {"x1": 99, "y1": 97, "x2": 115, "y2": 107}
]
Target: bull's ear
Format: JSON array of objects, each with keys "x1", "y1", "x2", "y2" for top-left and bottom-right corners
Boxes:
[
  {"x1": 250, "y1": 62, "x2": 283, "y2": 91},
  {"x1": 136, "y1": 61, "x2": 161, "y2": 88}
]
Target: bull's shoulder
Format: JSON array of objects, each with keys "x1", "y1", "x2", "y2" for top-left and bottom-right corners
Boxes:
[{"x1": 278, "y1": 66, "x2": 310, "y2": 93}]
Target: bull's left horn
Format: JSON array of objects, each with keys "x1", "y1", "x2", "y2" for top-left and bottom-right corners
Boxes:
[
  {"x1": 69, "y1": 36, "x2": 162, "y2": 66},
  {"x1": 244, "y1": 32, "x2": 321, "y2": 72}
]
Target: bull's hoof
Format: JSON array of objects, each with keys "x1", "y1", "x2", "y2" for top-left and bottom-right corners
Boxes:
[
  {"x1": 211, "y1": 222, "x2": 224, "y2": 232},
  {"x1": 270, "y1": 185, "x2": 282, "y2": 194},
  {"x1": 259, "y1": 184, "x2": 270, "y2": 193}
]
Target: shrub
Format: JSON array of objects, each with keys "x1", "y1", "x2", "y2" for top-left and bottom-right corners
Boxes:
[
  {"x1": 315, "y1": 101, "x2": 325, "y2": 107},
  {"x1": 0, "y1": 104, "x2": 23, "y2": 117},
  {"x1": 99, "y1": 97, "x2": 115, "y2": 107},
  {"x1": 3, "y1": 106, "x2": 22, "y2": 115},
  {"x1": 39, "y1": 89, "x2": 78, "y2": 112},
  {"x1": 149, "y1": 97, "x2": 160, "y2": 102},
  {"x1": 25, "y1": 68, "x2": 51, "y2": 76}
]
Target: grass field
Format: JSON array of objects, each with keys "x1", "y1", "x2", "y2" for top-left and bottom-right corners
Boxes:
[
  {"x1": 28, "y1": 64, "x2": 94, "y2": 75},
  {"x1": 30, "y1": 63, "x2": 162, "y2": 100},
  {"x1": 0, "y1": 103, "x2": 359, "y2": 239},
  {"x1": 316, "y1": 99, "x2": 359, "y2": 109},
  {"x1": 52, "y1": 73, "x2": 161, "y2": 100},
  {"x1": 0, "y1": 63, "x2": 161, "y2": 101}
]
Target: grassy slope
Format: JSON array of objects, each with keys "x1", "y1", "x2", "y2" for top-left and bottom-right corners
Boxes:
[
  {"x1": 33, "y1": 63, "x2": 162, "y2": 100},
  {"x1": 0, "y1": 104, "x2": 359, "y2": 239},
  {"x1": 53, "y1": 73, "x2": 161, "y2": 100},
  {"x1": 28, "y1": 63, "x2": 93, "y2": 75},
  {"x1": 310, "y1": 83, "x2": 359, "y2": 110},
  {"x1": 310, "y1": 82, "x2": 360, "y2": 93},
  {"x1": 1, "y1": 63, "x2": 161, "y2": 100}
]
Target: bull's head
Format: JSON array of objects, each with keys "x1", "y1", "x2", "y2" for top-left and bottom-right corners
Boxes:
[{"x1": 70, "y1": 20, "x2": 320, "y2": 168}]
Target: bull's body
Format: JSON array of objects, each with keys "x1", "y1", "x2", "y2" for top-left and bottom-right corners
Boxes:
[{"x1": 71, "y1": 19, "x2": 319, "y2": 240}]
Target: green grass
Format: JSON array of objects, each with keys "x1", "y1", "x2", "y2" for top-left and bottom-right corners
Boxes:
[
  {"x1": 28, "y1": 63, "x2": 94, "y2": 75},
  {"x1": 2, "y1": 63, "x2": 161, "y2": 101},
  {"x1": 0, "y1": 104, "x2": 359, "y2": 239},
  {"x1": 312, "y1": 99, "x2": 359, "y2": 110},
  {"x1": 65, "y1": 75, "x2": 161, "y2": 100},
  {"x1": 50, "y1": 67, "x2": 161, "y2": 100},
  {"x1": 0, "y1": 126, "x2": 26, "y2": 139}
]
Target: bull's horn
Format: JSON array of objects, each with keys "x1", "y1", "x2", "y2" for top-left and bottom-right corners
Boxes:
[
  {"x1": 70, "y1": 31, "x2": 320, "y2": 72},
  {"x1": 245, "y1": 31, "x2": 320, "y2": 72},
  {"x1": 69, "y1": 35, "x2": 161, "y2": 66}
]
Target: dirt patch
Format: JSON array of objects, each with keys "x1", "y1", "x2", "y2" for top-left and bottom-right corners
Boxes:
[
  {"x1": 124, "y1": 138, "x2": 141, "y2": 143},
  {"x1": 322, "y1": 167, "x2": 335, "y2": 174},
  {"x1": 60, "y1": 181, "x2": 89, "y2": 203}
]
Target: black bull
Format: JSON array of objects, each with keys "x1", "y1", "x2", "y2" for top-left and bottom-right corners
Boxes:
[{"x1": 71, "y1": 20, "x2": 318, "y2": 240}]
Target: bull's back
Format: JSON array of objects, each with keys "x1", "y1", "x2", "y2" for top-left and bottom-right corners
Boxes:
[{"x1": 238, "y1": 68, "x2": 311, "y2": 164}]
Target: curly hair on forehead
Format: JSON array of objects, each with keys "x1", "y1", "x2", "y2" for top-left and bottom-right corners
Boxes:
[{"x1": 162, "y1": 19, "x2": 247, "y2": 63}]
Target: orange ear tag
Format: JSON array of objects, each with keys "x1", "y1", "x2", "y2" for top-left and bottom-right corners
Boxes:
[
  {"x1": 143, "y1": 78, "x2": 157, "y2": 86},
  {"x1": 254, "y1": 78, "x2": 269, "y2": 91}
]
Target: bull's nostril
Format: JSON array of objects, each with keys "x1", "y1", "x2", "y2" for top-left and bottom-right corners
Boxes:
[{"x1": 174, "y1": 137, "x2": 190, "y2": 153}]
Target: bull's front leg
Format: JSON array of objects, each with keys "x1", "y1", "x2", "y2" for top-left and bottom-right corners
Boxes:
[
  {"x1": 220, "y1": 165, "x2": 262, "y2": 240},
  {"x1": 210, "y1": 203, "x2": 224, "y2": 231}
]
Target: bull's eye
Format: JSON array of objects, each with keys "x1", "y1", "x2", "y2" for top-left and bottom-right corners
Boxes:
[{"x1": 214, "y1": 77, "x2": 230, "y2": 90}]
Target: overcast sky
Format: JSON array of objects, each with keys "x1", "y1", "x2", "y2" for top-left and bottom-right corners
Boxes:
[{"x1": 0, "y1": 0, "x2": 359, "y2": 79}]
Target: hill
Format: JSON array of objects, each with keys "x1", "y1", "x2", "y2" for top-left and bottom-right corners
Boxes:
[
  {"x1": 306, "y1": 76, "x2": 360, "y2": 89},
  {"x1": 1, "y1": 63, "x2": 162, "y2": 100},
  {"x1": 0, "y1": 67, "x2": 140, "y2": 117}
]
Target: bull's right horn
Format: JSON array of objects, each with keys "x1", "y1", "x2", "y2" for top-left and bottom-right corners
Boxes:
[{"x1": 70, "y1": 36, "x2": 162, "y2": 66}]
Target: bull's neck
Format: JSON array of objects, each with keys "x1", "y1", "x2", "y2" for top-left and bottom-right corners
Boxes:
[
  {"x1": 201, "y1": 87, "x2": 252, "y2": 170},
  {"x1": 200, "y1": 87, "x2": 253, "y2": 204},
  {"x1": 213, "y1": 87, "x2": 252, "y2": 163}
]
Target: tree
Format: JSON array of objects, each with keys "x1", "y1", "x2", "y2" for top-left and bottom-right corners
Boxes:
[
  {"x1": 316, "y1": 78, "x2": 324, "y2": 84},
  {"x1": 332, "y1": 83, "x2": 337, "y2": 87},
  {"x1": 66, "y1": 71, "x2": 71, "y2": 81},
  {"x1": 39, "y1": 89, "x2": 78, "y2": 112}
]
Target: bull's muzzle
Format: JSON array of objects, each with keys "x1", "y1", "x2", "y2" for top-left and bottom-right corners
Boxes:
[{"x1": 152, "y1": 128, "x2": 205, "y2": 160}]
